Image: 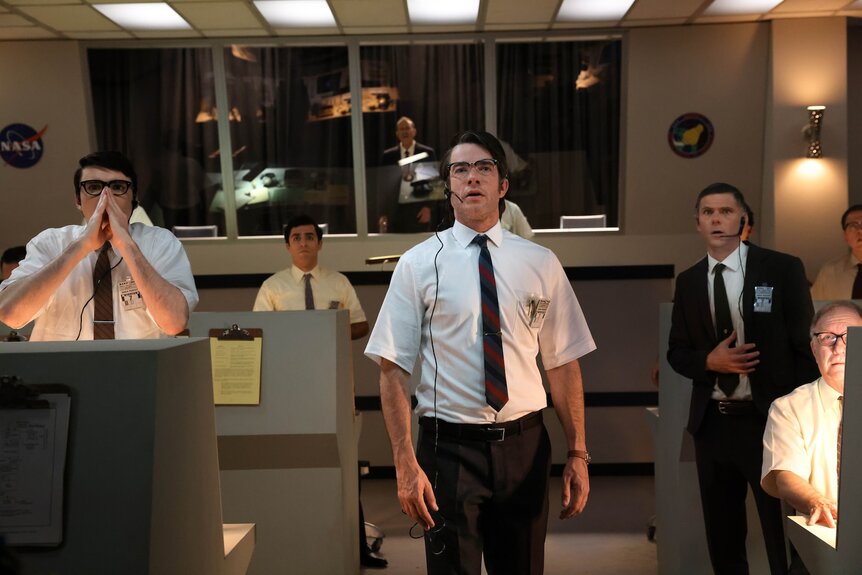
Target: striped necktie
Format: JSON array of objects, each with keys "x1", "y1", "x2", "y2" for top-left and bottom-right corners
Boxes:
[
  {"x1": 474, "y1": 234, "x2": 508, "y2": 411},
  {"x1": 93, "y1": 242, "x2": 115, "y2": 339}
]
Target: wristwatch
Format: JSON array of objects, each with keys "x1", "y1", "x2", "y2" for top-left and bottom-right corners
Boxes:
[{"x1": 567, "y1": 449, "x2": 591, "y2": 464}]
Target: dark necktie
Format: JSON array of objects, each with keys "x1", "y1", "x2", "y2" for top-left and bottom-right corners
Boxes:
[
  {"x1": 852, "y1": 264, "x2": 862, "y2": 299},
  {"x1": 402, "y1": 148, "x2": 413, "y2": 182},
  {"x1": 304, "y1": 273, "x2": 314, "y2": 310},
  {"x1": 713, "y1": 263, "x2": 738, "y2": 396},
  {"x1": 93, "y1": 243, "x2": 115, "y2": 340},
  {"x1": 474, "y1": 235, "x2": 508, "y2": 411},
  {"x1": 838, "y1": 396, "x2": 843, "y2": 486}
]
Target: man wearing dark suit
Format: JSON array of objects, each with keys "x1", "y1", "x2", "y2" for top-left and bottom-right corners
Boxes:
[
  {"x1": 668, "y1": 182, "x2": 819, "y2": 575},
  {"x1": 379, "y1": 116, "x2": 439, "y2": 233}
]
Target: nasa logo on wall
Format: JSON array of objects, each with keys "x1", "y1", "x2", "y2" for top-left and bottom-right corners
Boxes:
[
  {"x1": 0, "y1": 123, "x2": 48, "y2": 169},
  {"x1": 668, "y1": 113, "x2": 714, "y2": 158}
]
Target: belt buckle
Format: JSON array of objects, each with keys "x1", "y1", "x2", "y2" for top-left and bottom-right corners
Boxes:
[
  {"x1": 488, "y1": 427, "x2": 506, "y2": 442},
  {"x1": 718, "y1": 401, "x2": 730, "y2": 415}
]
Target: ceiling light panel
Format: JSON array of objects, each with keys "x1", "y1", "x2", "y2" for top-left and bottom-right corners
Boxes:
[
  {"x1": 254, "y1": 0, "x2": 337, "y2": 27},
  {"x1": 93, "y1": 3, "x2": 191, "y2": 30},
  {"x1": 703, "y1": 0, "x2": 785, "y2": 16},
  {"x1": 406, "y1": 0, "x2": 480, "y2": 25},
  {"x1": 557, "y1": 0, "x2": 636, "y2": 21}
]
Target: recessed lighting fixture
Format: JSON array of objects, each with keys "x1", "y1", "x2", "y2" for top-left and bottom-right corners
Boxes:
[
  {"x1": 557, "y1": 0, "x2": 636, "y2": 21},
  {"x1": 93, "y1": 3, "x2": 190, "y2": 30},
  {"x1": 254, "y1": 0, "x2": 336, "y2": 27},
  {"x1": 407, "y1": 0, "x2": 480, "y2": 25},
  {"x1": 703, "y1": 0, "x2": 784, "y2": 16}
]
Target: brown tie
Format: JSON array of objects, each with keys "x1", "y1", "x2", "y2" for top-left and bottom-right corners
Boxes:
[
  {"x1": 838, "y1": 396, "x2": 843, "y2": 486},
  {"x1": 853, "y1": 265, "x2": 862, "y2": 299},
  {"x1": 93, "y1": 243, "x2": 115, "y2": 339}
]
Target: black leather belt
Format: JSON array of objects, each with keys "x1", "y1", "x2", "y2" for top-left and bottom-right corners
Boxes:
[
  {"x1": 711, "y1": 400, "x2": 756, "y2": 416},
  {"x1": 420, "y1": 411, "x2": 543, "y2": 442}
]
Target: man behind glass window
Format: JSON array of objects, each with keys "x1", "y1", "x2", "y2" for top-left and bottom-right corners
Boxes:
[
  {"x1": 811, "y1": 204, "x2": 862, "y2": 301},
  {"x1": 380, "y1": 116, "x2": 439, "y2": 233},
  {"x1": 0, "y1": 151, "x2": 198, "y2": 341},
  {"x1": 668, "y1": 182, "x2": 819, "y2": 575},
  {"x1": 366, "y1": 130, "x2": 595, "y2": 574}
]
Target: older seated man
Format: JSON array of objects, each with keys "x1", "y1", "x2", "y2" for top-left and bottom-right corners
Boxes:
[{"x1": 761, "y1": 300, "x2": 861, "y2": 528}]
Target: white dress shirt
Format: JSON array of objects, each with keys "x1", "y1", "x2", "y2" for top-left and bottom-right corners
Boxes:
[
  {"x1": 365, "y1": 220, "x2": 596, "y2": 424},
  {"x1": 707, "y1": 242, "x2": 751, "y2": 400},
  {"x1": 762, "y1": 378, "x2": 842, "y2": 505},
  {"x1": 3, "y1": 223, "x2": 198, "y2": 341},
  {"x1": 811, "y1": 253, "x2": 860, "y2": 301},
  {"x1": 253, "y1": 264, "x2": 367, "y2": 324}
]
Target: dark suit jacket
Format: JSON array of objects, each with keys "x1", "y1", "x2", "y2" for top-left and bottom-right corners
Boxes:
[{"x1": 667, "y1": 242, "x2": 819, "y2": 434}]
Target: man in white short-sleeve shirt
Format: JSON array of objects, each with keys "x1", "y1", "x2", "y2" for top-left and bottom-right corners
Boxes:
[
  {"x1": 762, "y1": 300, "x2": 861, "y2": 529},
  {"x1": 365, "y1": 130, "x2": 596, "y2": 575},
  {"x1": 0, "y1": 151, "x2": 197, "y2": 341}
]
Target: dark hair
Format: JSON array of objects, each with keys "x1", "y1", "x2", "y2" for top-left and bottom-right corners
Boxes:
[
  {"x1": 841, "y1": 204, "x2": 862, "y2": 229},
  {"x1": 1, "y1": 245, "x2": 25, "y2": 266},
  {"x1": 439, "y1": 130, "x2": 509, "y2": 214},
  {"x1": 743, "y1": 202, "x2": 755, "y2": 227},
  {"x1": 694, "y1": 182, "x2": 746, "y2": 213},
  {"x1": 73, "y1": 151, "x2": 138, "y2": 209},
  {"x1": 283, "y1": 214, "x2": 323, "y2": 243},
  {"x1": 810, "y1": 300, "x2": 862, "y2": 337}
]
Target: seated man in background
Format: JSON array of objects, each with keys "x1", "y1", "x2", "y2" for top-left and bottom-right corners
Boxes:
[
  {"x1": 762, "y1": 300, "x2": 860, "y2": 529},
  {"x1": 1, "y1": 245, "x2": 25, "y2": 281},
  {"x1": 811, "y1": 205, "x2": 862, "y2": 300},
  {"x1": 253, "y1": 214, "x2": 369, "y2": 340},
  {"x1": 0, "y1": 151, "x2": 198, "y2": 341}
]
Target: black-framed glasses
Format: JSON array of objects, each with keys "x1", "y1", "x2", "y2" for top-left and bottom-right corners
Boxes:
[
  {"x1": 446, "y1": 158, "x2": 498, "y2": 180},
  {"x1": 844, "y1": 221, "x2": 862, "y2": 231},
  {"x1": 812, "y1": 332, "x2": 848, "y2": 347},
  {"x1": 79, "y1": 180, "x2": 132, "y2": 197}
]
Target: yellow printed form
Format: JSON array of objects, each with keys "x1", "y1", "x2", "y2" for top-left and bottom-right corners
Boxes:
[{"x1": 209, "y1": 337, "x2": 262, "y2": 405}]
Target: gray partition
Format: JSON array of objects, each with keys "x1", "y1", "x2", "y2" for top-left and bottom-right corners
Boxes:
[
  {"x1": 784, "y1": 324, "x2": 862, "y2": 573},
  {"x1": 188, "y1": 310, "x2": 358, "y2": 575},
  {"x1": 655, "y1": 303, "x2": 768, "y2": 574},
  {"x1": 0, "y1": 338, "x2": 254, "y2": 575}
]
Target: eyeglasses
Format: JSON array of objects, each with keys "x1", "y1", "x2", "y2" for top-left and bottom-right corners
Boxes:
[
  {"x1": 447, "y1": 158, "x2": 498, "y2": 180},
  {"x1": 843, "y1": 221, "x2": 862, "y2": 231},
  {"x1": 79, "y1": 180, "x2": 133, "y2": 197},
  {"x1": 812, "y1": 332, "x2": 848, "y2": 347}
]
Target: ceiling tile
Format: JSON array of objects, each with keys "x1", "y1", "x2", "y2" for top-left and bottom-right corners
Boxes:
[
  {"x1": 484, "y1": 0, "x2": 557, "y2": 25},
  {"x1": 202, "y1": 27, "x2": 270, "y2": 36},
  {"x1": 624, "y1": 17, "x2": 689, "y2": 26},
  {"x1": 173, "y1": 2, "x2": 262, "y2": 28},
  {"x1": 272, "y1": 25, "x2": 340, "y2": 35},
  {"x1": 484, "y1": 22, "x2": 553, "y2": 31},
  {"x1": 411, "y1": 23, "x2": 476, "y2": 33},
  {"x1": 342, "y1": 25, "x2": 410, "y2": 34},
  {"x1": 6, "y1": 0, "x2": 84, "y2": 5},
  {"x1": 0, "y1": 27, "x2": 59, "y2": 39},
  {"x1": 18, "y1": 5, "x2": 118, "y2": 31},
  {"x1": 66, "y1": 30, "x2": 135, "y2": 38},
  {"x1": 134, "y1": 29, "x2": 203, "y2": 37},
  {"x1": 330, "y1": 0, "x2": 406, "y2": 27},
  {"x1": 0, "y1": 14, "x2": 33, "y2": 27},
  {"x1": 771, "y1": 0, "x2": 849, "y2": 12}
]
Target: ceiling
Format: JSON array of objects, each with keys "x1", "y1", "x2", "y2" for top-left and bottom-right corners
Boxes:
[{"x1": 1, "y1": 0, "x2": 861, "y2": 41}]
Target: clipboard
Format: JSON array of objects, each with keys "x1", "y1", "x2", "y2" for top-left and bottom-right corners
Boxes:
[
  {"x1": 208, "y1": 324, "x2": 264, "y2": 405},
  {"x1": 0, "y1": 376, "x2": 72, "y2": 547}
]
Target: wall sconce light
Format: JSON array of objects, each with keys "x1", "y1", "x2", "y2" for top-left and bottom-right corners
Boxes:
[{"x1": 803, "y1": 105, "x2": 825, "y2": 158}]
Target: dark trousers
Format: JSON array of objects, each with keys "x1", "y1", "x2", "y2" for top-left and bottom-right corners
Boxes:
[
  {"x1": 416, "y1": 412, "x2": 551, "y2": 575},
  {"x1": 694, "y1": 403, "x2": 788, "y2": 575}
]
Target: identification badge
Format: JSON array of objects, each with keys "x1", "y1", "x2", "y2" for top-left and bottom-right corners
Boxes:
[
  {"x1": 754, "y1": 285, "x2": 773, "y2": 313},
  {"x1": 328, "y1": 300, "x2": 340, "y2": 310},
  {"x1": 118, "y1": 277, "x2": 144, "y2": 311},
  {"x1": 524, "y1": 294, "x2": 551, "y2": 329}
]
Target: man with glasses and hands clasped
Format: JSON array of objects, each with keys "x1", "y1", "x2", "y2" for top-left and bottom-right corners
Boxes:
[
  {"x1": 761, "y1": 301, "x2": 862, "y2": 574},
  {"x1": 811, "y1": 204, "x2": 862, "y2": 300},
  {"x1": 0, "y1": 151, "x2": 197, "y2": 341},
  {"x1": 365, "y1": 130, "x2": 596, "y2": 574}
]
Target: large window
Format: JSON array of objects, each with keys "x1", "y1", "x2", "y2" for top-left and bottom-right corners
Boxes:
[
  {"x1": 497, "y1": 40, "x2": 621, "y2": 229},
  {"x1": 87, "y1": 36, "x2": 621, "y2": 238},
  {"x1": 360, "y1": 43, "x2": 485, "y2": 233}
]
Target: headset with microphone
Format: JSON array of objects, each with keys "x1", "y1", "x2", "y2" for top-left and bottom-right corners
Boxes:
[{"x1": 720, "y1": 215, "x2": 746, "y2": 239}]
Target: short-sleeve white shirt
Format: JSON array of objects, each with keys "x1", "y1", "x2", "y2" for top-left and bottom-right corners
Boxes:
[
  {"x1": 811, "y1": 254, "x2": 860, "y2": 302},
  {"x1": 2, "y1": 223, "x2": 198, "y2": 341},
  {"x1": 365, "y1": 220, "x2": 596, "y2": 424},
  {"x1": 762, "y1": 378, "x2": 843, "y2": 504},
  {"x1": 253, "y1": 264, "x2": 367, "y2": 324}
]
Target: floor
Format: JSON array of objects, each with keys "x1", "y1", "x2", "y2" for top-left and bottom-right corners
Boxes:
[{"x1": 360, "y1": 475, "x2": 658, "y2": 574}]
